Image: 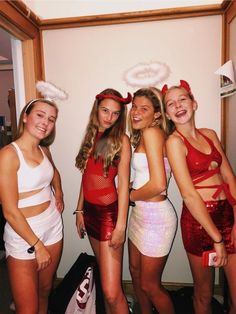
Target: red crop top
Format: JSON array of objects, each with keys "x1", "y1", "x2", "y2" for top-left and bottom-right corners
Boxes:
[
  {"x1": 176, "y1": 129, "x2": 236, "y2": 206},
  {"x1": 82, "y1": 132, "x2": 119, "y2": 205}
]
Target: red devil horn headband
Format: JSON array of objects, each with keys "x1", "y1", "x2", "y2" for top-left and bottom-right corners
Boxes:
[
  {"x1": 96, "y1": 92, "x2": 132, "y2": 105},
  {"x1": 161, "y1": 80, "x2": 191, "y2": 96}
]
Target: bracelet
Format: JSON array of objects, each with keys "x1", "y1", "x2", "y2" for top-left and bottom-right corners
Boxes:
[
  {"x1": 213, "y1": 237, "x2": 224, "y2": 244},
  {"x1": 129, "y1": 188, "x2": 136, "y2": 207},
  {"x1": 27, "y1": 238, "x2": 40, "y2": 254},
  {"x1": 73, "y1": 209, "x2": 84, "y2": 215}
]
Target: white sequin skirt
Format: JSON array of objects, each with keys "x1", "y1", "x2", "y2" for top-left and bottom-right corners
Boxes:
[{"x1": 128, "y1": 199, "x2": 177, "y2": 257}]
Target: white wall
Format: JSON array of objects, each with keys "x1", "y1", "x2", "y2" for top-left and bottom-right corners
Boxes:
[{"x1": 42, "y1": 14, "x2": 222, "y2": 283}]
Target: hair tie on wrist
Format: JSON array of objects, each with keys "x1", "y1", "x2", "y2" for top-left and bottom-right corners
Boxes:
[
  {"x1": 27, "y1": 238, "x2": 40, "y2": 254},
  {"x1": 129, "y1": 188, "x2": 136, "y2": 207},
  {"x1": 73, "y1": 209, "x2": 84, "y2": 215},
  {"x1": 214, "y1": 237, "x2": 224, "y2": 244}
]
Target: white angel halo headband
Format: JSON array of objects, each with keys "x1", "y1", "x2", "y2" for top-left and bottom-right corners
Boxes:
[{"x1": 24, "y1": 81, "x2": 68, "y2": 112}]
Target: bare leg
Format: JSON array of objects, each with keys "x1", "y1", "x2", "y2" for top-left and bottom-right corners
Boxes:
[
  {"x1": 7, "y1": 257, "x2": 39, "y2": 314},
  {"x1": 38, "y1": 240, "x2": 63, "y2": 314},
  {"x1": 187, "y1": 252, "x2": 214, "y2": 314},
  {"x1": 128, "y1": 239, "x2": 152, "y2": 314},
  {"x1": 89, "y1": 236, "x2": 128, "y2": 314},
  {"x1": 140, "y1": 254, "x2": 175, "y2": 314},
  {"x1": 223, "y1": 253, "x2": 236, "y2": 314}
]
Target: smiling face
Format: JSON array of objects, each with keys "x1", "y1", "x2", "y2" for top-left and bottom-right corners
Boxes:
[
  {"x1": 97, "y1": 98, "x2": 121, "y2": 131},
  {"x1": 23, "y1": 101, "x2": 57, "y2": 140},
  {"x1": 164, "y1": 87, "x2": 197, "y2": 125},
  {"x1": 130, "y1": 96, "x2": 160, "y2": 130}
]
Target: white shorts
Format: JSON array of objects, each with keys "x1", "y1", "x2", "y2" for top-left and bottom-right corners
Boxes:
[
  {"x1": 4, "y1": 198, "x2": 63, "y2": 260},
  {"x1": 128, "y1": 199, "x2": 177, "y2": 257}
]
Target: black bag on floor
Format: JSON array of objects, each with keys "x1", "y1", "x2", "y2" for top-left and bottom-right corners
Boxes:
[
  {"x1": 167, "y1": 287, "x2": 224, "y2": 314},
  {"x1": 48, "y1": 252, "x2": 105, "y2": 314}
]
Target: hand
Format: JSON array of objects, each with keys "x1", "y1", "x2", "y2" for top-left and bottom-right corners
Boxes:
[
  {"x1": 108, "y1": 228, "x2": 125, "y2": 249},
  {"x1": 213, "y1": 242, "x2": 227, "y2": 267},
  {"x1": 76, "y1": 212, "x2": 86, "y2": 239},
  {"x1": 55, "y1": 193, "x2": 64, "y2": 213},
  {"x1": 34, "y1": 241, "x2": 52, "y2": 271}
]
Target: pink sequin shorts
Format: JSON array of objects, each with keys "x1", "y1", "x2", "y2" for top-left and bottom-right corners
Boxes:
[{"x1": 128, "y1": 199, "x2": 177, "y2": 257}]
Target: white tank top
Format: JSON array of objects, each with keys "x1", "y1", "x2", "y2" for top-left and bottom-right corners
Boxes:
[
  {"x1": 12, "y1": 142, "x2": 54, "y2": 208},
  {"x1": 131, "y1": 152, "x2": 171, "y2": 195}
]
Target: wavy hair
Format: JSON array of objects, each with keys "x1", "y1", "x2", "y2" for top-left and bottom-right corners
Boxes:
[
  {"x1": 129, "y1": 87, "x2": 167, "y2": 148},
  {"x1": 75, "y1": 88, "x2": 127, "y2": 176},
  {"x1": 16, "y1": 99, "x2": 58, "y2": 146}
]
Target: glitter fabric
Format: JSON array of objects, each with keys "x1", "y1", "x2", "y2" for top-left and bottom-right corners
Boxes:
[
  {"x1": 128, "y1": 199, "x2": 177, "y2": 257},
  {"x1": 181, "y1": 199, "x2": 234, "y2": 256}
]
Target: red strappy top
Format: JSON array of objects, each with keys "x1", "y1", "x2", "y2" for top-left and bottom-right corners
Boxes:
[
  {"x1": 82, "y1": 132, "x2": 119, "y2": 205},
  {"x1": 176, "y1": 129, "x2": 236, "y2": 206}
]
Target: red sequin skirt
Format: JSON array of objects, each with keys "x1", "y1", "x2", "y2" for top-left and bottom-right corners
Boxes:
[
  {"x1": 181, "y1": 199, "x2": 234, "y2": 256},
  {"x1": 83, "y1": 200, "x2": 118, "y2": 241}
]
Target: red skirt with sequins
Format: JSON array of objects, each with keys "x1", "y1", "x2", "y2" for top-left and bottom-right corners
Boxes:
[
  {"x1": 181, "y1": 199, "x2": 235, "y2": 256},
  {"x1": 83, "y1": 200, "x2": 118, "y2": 241}
]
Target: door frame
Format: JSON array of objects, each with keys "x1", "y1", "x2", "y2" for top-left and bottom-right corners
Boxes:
[{"x1": 0, "y1": 1, "x2": 44, "y2": 102}]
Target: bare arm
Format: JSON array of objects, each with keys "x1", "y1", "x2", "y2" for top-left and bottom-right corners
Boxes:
[
  {"x1": 109, "y1": 134, "x2": 131, "y2": 248},
  {"x1": 75, "y1": 184, "x2": 86, "y2": 238},
  {"x1": 166, "y1": 134, "x2": 227, "y2": 266},
  {"x1": 204, "y1": 128, "x2": 236, "y2": 248},
  {"x1": 130, "y1": 127, "x2": 167, "y2": 202},
  {"x1": 43, "y1": 147, "x2": 64, "y2": 212}
]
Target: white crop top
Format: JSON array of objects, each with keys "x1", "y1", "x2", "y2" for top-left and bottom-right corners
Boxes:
[
  {"x1": 131, "y1": 152, "x2": 171, "y2": 195},
  {"x1": 12, "y1": 142, "x2": 54, "y2": 208}
]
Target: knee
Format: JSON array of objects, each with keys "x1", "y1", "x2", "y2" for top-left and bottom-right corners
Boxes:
[
  {"x1": 39, "y1": 281, "x2": 53, "y2": 299},
  {"x1": 129, "y1": 263, "x2": 140, "y2": 280},
  {"x1": 102, "y1": 287, "x2": 122, "y2": 306},
  {"x1": 193, "y1": 288, "x2": 212, "y2": 306},
  {"x1": 140, "y1": 279, "x2": 162, "y2": 299}
]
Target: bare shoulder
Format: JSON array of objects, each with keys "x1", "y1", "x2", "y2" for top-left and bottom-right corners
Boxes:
[
  {"x1": 199, "y1": 128, "x2": 218, "y2": 141},
  {"x1": 122, "y1": 133, "x2": 131, "y2": 146},
  {"x1": 166, "y1": 132, "x2": 184, "y2": 147},
  {"x1": 143, "y1": 126, "x2": 165, "y2": 140},
  {"x1": 0, "y1": 144, "x2": 19, "y2": 168}
]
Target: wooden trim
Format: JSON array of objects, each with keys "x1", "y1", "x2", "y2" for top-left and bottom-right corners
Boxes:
[
  {"x1": 221, "y1": 0, "x2": 236, "y2": 149},
  {"x1": 221, "y1": 0, "x2": 233, "y2": 11},
  {"x1": 6, "y1": 0, "x2": 41, "y2": 28},
  {"x1": 0, "y1": 1, "x2": 44, "y2": 101},
  {"x1": 40, "y1": 4, "x2": 227, "y2": 30}
]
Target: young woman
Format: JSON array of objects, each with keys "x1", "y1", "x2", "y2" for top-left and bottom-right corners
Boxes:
[
  {"x1": 75, "y1": 88, "x2": 132, "y2": 314},
  {"x1": 163, "y1": 80, "x2": 236, "y2": 314},
  {"x1": 0, "y1": 98, "x2": 64, "y2": 314},
  {"x1": 128, "y1": 87, "x2": 177, "y2": 314}
]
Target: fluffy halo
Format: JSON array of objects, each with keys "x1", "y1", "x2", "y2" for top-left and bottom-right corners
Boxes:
[
  {"x1": 36, "y1": 81, "x2": 68, "y2": 102},
  {"x1": 123, "y1": 61, "x2": 170, "y2": 88}
]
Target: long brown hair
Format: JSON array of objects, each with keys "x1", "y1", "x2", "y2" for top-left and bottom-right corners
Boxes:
[{"x1": 75, "y1": 88, "x2": 127, "y2": 176}]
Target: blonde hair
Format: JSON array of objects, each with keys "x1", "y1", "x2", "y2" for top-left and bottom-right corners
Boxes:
[
  {"x1": 129, "y1": 87, "x2": 167, "y2": 148},
  {"x1": 162, "y1": 86, "x2": 195, "y2": 135},
  {"x1": 75, "y1": 88, "x2": 127, "y2": 176},
  {"x1": 16, "y1": 99, "x2": 58, "y2": 146}
]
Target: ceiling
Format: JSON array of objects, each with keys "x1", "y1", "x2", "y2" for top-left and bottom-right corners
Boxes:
[
  {"x1": 23, "y1": 0, "x2": 223, "y2": 20},
  {"x1": 0, "y1": 0, "x2": 224, "y2": 65}
]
